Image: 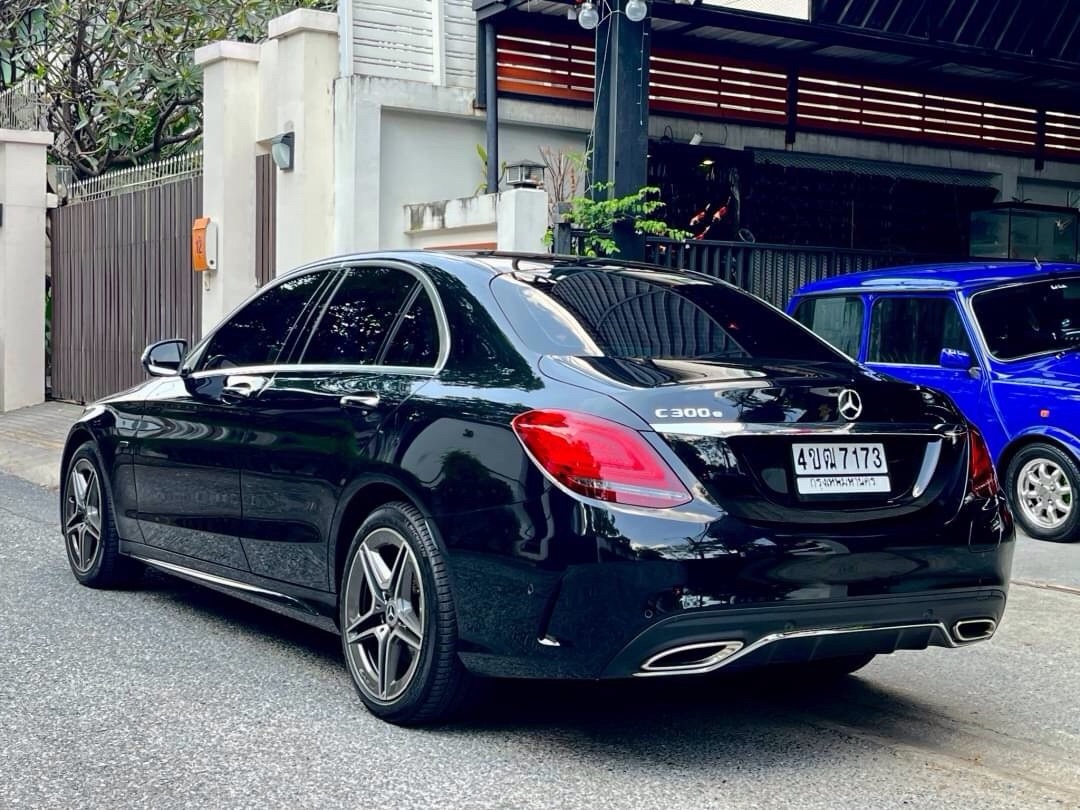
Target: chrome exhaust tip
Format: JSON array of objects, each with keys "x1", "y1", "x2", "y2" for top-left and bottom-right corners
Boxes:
[
  {"x1": 952, "y1": 618, "x2": 997, "y2": 643},
  {"x1": 638, "y1": 640, "x2": 744, "y2": 676}
]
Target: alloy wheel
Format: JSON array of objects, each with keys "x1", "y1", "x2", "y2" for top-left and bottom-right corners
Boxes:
[
  {"x1": 342, "y1": 528, "x2": 426, "y2": 704},
  {"x1": 64, "y1": 458, "x2": 103, "y2": 573},
  {"x1": 1017, "y1": 458, "x2": 1073, "y2": 531}
]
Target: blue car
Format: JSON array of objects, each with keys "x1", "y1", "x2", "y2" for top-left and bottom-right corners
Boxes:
[{"x1": 790, "y1": 261, "x2": 1080, "y2": 543}]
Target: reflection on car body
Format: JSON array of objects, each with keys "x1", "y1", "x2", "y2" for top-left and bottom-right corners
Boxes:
[{"x1": 61, "y1": 251, "x2": 1013, "y2": 725}]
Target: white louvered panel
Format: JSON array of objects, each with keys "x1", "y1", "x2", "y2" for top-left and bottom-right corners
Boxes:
[
  {"x1": 444, "y1": 0, "x2": 476, "y2": 87},
  {"x1": 353, "y1": 0, "x2": 434, "y2": 81}
]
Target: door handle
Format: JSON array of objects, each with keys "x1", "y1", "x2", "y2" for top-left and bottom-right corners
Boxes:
[
  {"x1": 222, "y1": 375, "x2": 268, "y2": 400},
  {"x1": 340, "y1": 393, "x2": 381, "y2": 410}
]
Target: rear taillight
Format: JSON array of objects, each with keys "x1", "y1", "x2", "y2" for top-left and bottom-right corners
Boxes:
[
  {"x1": 511, "y1": 409, "x2": 692, "y2": 508},
  {"x1": 968, "y1": 424, "x2": 999, "y2": 498}
]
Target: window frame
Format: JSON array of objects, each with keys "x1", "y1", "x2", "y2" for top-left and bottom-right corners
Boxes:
[
  {"x1": 290, "y1": 260, "x2": 451, "y2": 375},
  {"x1": 791, "y1": 294, "x2": 868, "y2": 361},
  {"x1": 967, "y1": 275, "x2": 1080, "y2": 363},
  {"x1": 183, "y1": 262, "x2": 341, "y2": 377},
  {"x1": 866, "y1": 292, "x2": 978, "y2": 369}
]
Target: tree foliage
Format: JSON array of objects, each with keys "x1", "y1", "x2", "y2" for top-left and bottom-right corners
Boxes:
[{"x1": 0, "y1": 0, "x2": 333, "y2": 177}]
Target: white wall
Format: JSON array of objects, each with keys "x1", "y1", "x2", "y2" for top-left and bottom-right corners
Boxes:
[
  {"x1": 349, "y1": 0, "x2": 475, "y2": 88},
  {"x1": 378, "y1": 108, "x2": 585, "y2": 248}
]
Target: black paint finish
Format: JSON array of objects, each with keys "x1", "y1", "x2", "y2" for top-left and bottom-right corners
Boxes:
[{"x1": 61, "y1": 251, "x2": 1015, "y2": 681}]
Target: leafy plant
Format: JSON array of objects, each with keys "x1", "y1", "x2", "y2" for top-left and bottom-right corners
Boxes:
[
  {"x1": 474, "y1": 143, "x2": 508, "y2": 196},
  {"x1": 0, "y1": 0, "x2": 334, "y2": 178},
  {"x1": 563, "y1": 183, "x2": 688, "y2": 257}
]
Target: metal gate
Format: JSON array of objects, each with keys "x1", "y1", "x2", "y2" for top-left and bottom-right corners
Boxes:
[{"x1": 50, "y1": 175, "x2": 203, "y2": 404}]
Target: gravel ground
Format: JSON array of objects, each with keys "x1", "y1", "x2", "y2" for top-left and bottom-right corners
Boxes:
[{"x1": 1, "y1": 471, "x2": 1078, "y2": 810}]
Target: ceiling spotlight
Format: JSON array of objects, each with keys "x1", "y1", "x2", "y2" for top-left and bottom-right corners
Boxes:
[
  {"x1": 578, "y1": 2, "x2": 600, "y2": 29},
  {"x1": 625, "y1": 0, "x2": 648, "y2": 22},
  {"x1": 689, "y1": 132, "x2": 704, "y2": 146}
]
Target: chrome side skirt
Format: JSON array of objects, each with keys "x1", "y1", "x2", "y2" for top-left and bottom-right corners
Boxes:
[{"x1": 130, "y1": 555, "x2": 320, "y2": 617}]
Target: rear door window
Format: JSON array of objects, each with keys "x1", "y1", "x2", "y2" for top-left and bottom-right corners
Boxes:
[
  {"x1": 300, "y1": 266, "x2": 419, "y2": 365},
  {"x1": 868, "y1": 297, "x2": 974, "y2": 365},
  {"x1": 793, "y1": 296, "x2": 865, "y2": 358}
]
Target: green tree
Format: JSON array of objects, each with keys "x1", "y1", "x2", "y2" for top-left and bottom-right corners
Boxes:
[{"x1": 0, "y1": 0, "x2": 333, "y2": 178}]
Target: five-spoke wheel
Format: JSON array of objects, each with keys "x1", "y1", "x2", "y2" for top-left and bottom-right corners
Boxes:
[
  {"x1": 342, "y1": 528, "x2": 426, "y2": 703},
  {"x1": 339, "y1": 502, "x2": 473, "y2": 725},
  {"x1": 61, "y1": 443, "x2": 142, "y2": 586},
  {"x1": 64, "y1": 458, "x2": 103, "y2": 574}
]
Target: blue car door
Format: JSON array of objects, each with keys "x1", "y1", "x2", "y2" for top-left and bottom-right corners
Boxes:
[{"x1": 863, "y1": 293, "x2": 994, "y2": 428}]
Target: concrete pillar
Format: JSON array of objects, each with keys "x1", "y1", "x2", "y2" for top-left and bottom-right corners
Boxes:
[
  {"x1": 0, "y1": 129, "x2": 52, "y2": 412},
  {"x1": 497, "y1": 188, "x2": 548, "y2": 253},
  {"x1": 334, "y1": 85, "x2": 381, "y2": 253},
  {"x1": 268, "y1": 10, "x2": 338, "y2": 273},
  {"x1": 194, "y1": 41, "x2": 260, "y2": 335}
]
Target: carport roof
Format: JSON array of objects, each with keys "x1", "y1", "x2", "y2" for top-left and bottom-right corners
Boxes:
[{"x1": 474, "y1": 0, "x2": 1080, "y2": 112}]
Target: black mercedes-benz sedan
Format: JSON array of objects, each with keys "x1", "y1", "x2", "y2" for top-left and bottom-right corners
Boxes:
[{"x1": 61, "y1": 251, "x2": 1014, "y2": 725}]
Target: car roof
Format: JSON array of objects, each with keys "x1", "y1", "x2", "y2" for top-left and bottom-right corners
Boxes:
[
  {"x1": 793, "y1": 261, "x2": 1080, "y2": 296},
  {"x1": 287, "y1": 250, "x2": 721, "y2": 283}
]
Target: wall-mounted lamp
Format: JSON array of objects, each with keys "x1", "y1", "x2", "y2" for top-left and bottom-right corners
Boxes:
[{"x1": 270, "y1": 131, "x2": 295, "y2": 172}]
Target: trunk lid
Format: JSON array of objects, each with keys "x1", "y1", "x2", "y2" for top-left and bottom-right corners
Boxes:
[{"x1": 539, "y1": 355, "x2": 969, "y2": 526}]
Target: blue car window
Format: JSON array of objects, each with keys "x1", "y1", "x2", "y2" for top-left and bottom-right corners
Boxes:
[
  {"x1": 868, "y1": 297, "x2": 973, "y2": 365},
  {"x1": 793, "y1": 296, "x2": 864, "y2": 358},
  {"x1": 972, "y1": 277, "x2": 1080, "y2": 360}
]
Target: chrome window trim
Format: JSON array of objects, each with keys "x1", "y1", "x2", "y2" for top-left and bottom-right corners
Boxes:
[
  {"x1": 190, "y1": 362, "x2": 439, "y2": 381},
  {"x1": 183, "y1": 257, "x2": 451, "y2": 378}
]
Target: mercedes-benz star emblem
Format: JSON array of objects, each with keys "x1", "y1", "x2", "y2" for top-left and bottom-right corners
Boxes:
[{"x1": 838, "y1": 389, "x2": 863, "y2": 421}]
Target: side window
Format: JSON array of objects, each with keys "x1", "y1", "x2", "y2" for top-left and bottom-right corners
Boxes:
[
  {"x1": 868, "y1": 297, "x2": 974, "y2": 365},
  {"x1": 383, "y1": 289, "x2": 441, "y2": 367},
  {"x1": 301, "y1": 266, "x2": 418, "y2": 365},
  {"x1": 197, "y1": 271, "x2": 327, "y2": 371},
  {"x1": 793, "y1": 296, "x2": 864, "y2": 358}
]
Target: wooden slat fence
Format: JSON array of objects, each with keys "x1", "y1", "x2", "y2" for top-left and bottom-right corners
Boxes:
[
  {"x1": 51, "y1": 176, "x2": 203, "y2": 404},
  {"x1": 255, "y1": 153, "x2": 277, "y2": 287}
]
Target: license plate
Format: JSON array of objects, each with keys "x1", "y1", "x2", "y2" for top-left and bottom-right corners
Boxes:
[{"x1": 791, "y1": 442, "x2": 890, "y2": 495}]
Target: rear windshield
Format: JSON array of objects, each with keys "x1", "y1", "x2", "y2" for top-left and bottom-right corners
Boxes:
[
  {"x1": 972, "y1": 276, "x2": 1080, "y2": 360},
  {"x1": 491, "y1": 267, "x2": 848, "y2": 363}
]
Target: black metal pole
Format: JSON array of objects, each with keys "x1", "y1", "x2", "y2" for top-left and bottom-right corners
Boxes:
[
  {"x1": 484, "y1": 21, "x2": 500, "y2": 195},
  {"x1": 590, "y1": 16, "x2": 612, "y2": 194},
  {"x1": 607, "y1": 0, "x2": 651, "y2": 260}
]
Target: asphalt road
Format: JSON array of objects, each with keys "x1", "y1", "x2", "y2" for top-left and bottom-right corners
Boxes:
[{"x1": 2, "y1": 471, "x2": 1079, "y2": 810}]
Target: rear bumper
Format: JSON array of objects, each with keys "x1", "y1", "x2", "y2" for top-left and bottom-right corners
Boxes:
[
  {"x1": 601, "y1": 588, "x2": 1005, "y2": 678},
  {"x1": 445, "y1": 492, "x2": 1014, "y2": 681}
]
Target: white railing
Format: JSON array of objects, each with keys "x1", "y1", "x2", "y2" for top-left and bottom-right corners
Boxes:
[
  {"x1": 0, "y1": 78, "x2": 46, "y2": 130},
  {"x1": 68, "y1": 150, "x2": 203, "y2": 202}
]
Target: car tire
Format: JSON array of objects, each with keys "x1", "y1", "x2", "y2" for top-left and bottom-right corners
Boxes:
[
  {"x1": 61, "y1": 442, "x2": 142, "y2": 588},
  {"x1": 339, "y1": 501, "x2": 474, "y2": 725},
  {"x1": 1006, "y1": 443, "x2": 1080, "y2": 543}
]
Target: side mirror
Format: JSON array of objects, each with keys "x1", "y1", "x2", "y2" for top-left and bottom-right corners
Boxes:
[
  {"x1": 142, "y1": 339, "x2": 188, "y2": 377},
  {"x1": 940, "y1": 348, "x2": 975, "y2": 371}
]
